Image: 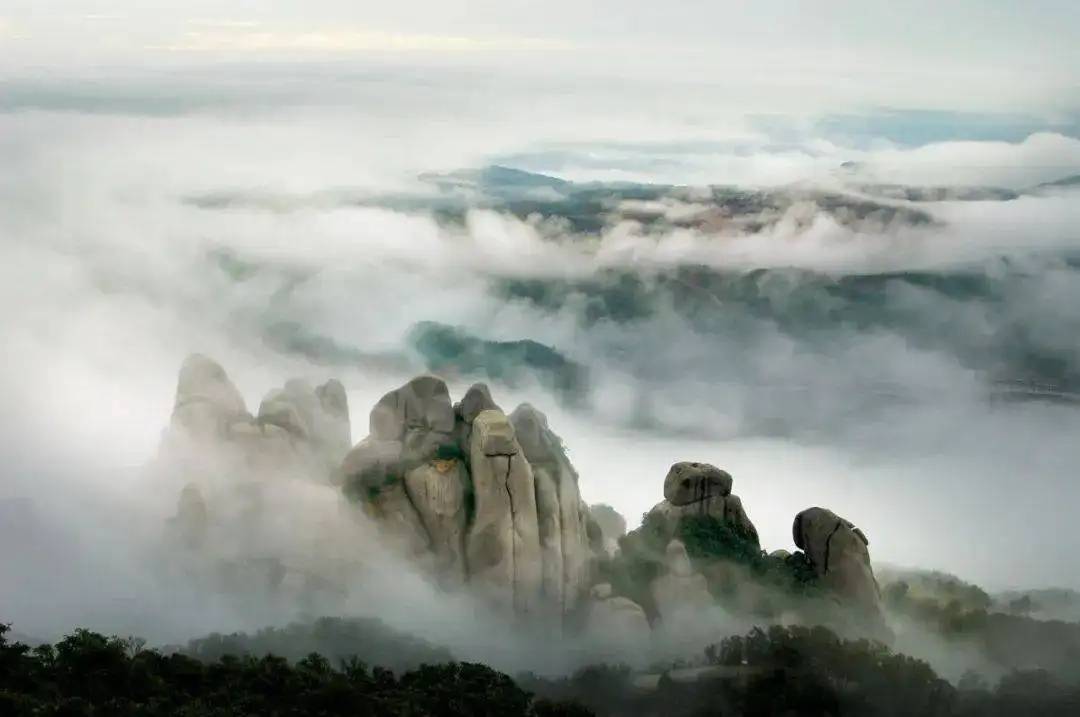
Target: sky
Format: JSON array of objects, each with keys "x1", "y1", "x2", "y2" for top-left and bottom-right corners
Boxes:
[{"x1": 1, "y1": 1, "x2": 1077, "y2": 115}]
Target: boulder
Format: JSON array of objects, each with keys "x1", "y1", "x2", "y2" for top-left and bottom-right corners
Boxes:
[
  {"x1": 647, "y1": 463, "x2": 759, "y2": 546},
  {"x1": 370, "y1": 374, "x2": 454, "y2": 441},
  {"x1": 339, "y1": 438, "x2": 405, "y2": 498},
  {"x1": 793, "y1": 507, "x2": 884, "y2": 625},
  {"x1": 453, "y1": 382, "x2": 500, "y2": 455},
  {"x1": 663, "y1": 462, "x2": 733, "y2": 505},
  {"x1": 587, "y1": 583, "x2": 651, "y2": 636}
]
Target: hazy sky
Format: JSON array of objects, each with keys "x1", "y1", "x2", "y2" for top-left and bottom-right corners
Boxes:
[{"x1": 2, "y1": 1, "x2": 1077, "y2": 114}]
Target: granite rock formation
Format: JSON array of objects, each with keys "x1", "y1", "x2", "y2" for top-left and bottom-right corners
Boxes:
[
  {"x1": 646, "y1": 461, "x2": 759, "y2": 545},
  {"x1": 340, "y1": 376, "x2": 597, "y2": 622},
  {"x1": 793, "y1": 506, "x2": 885, "y2": 629}
]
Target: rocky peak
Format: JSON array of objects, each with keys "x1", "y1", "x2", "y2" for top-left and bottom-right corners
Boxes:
[{"x1": 341, "y1": 376, "x2": 597, "y2": 623}]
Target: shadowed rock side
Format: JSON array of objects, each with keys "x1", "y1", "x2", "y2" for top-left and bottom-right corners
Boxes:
[
  {"x1": 340, "y1": 376, "x2": 597, "y2": 623},
  {"x1": 793, "y1": 506, "x2": 886, "y2": 633}
]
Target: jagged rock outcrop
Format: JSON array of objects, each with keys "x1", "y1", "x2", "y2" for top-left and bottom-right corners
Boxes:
[
  {"x1": 650, "y1": 539, "x2": 713, "y2": 620},
  {"x1": 170, "y1": 353, "x2": 249, "y2": 439},
  {"x1": 156, "y1": 355, "x2": 363, "y2": 607},
  {"x1": 163, "y1": 354, "x2": 351, "y2": 482},
  {"x1": 341, "y1": 377, "x2": 597, "y2": 622},
  {"x1": 646, "y1": 462, "x2": 759, "y2": 544},
  {"x1": 793, "y1": 507, "x2": 884, "y2": 627}
]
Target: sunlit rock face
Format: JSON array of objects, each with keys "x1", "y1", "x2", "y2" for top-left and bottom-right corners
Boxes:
[
  {"x1": 793, "y1": 507, "x2": 885, "y2": 631},
  {"x1": 341, "y1": 377, "x2": 599, "y2": 623},
  {"x1": 647, "y1": 462, "x2": 759, "y2": 545}
]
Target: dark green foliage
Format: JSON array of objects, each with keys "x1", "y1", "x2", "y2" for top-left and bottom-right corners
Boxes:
[
  {"x1": 8, "y1": 621, "x2": 1080, "y2": 716},
  {"x1": 0, "y1": 622, "x2": 568, "y2": 716},
  {"x1": 434, "y1": 442, "x2": 467, "y2": 462},
  {"x1": 677, "y1": 514, "x2": 761, "y2": 563},
  {"x1": 707, "y1": 625, "x2": 954, "y2": 717},
  {"x1": 523, "y1": 624, "x2": 1080, "y2": 717},
  {"x1": 885, "y1": 588, "x2": 1080, "y2": 679},
  {"x1": 408, "y1": 321, "x2": 589, "y2": 402},
  {"x1": 601, "y1": 513, "x2": 819, "y2": 620},
  {"x1": 342, "y1": 461, "x2": 404, "y2": 503}
]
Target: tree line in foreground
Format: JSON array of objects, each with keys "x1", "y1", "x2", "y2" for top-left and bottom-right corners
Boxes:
[{"x1": 4, "y1": 621, "x2": 1080, "y2": 716}]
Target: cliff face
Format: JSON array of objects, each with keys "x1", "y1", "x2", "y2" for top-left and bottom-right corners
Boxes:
[{"x1": 338, "y1": 376, "x2": 598, "y2": 622}]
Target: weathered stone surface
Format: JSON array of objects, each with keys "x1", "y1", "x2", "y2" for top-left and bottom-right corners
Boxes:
[
  {"x1": 511, "y1": 403, "x2": 592, "y2": 613},
  {"x1": 171, "y1": 354, "x2": 248, "y2": 437},
  {"x1": 455, "y1": 383, "x2": 500, "y2": 424},
  {"x1": 465, "y1": 410, "x2": 542, "y2": 616},
  {"x1": 474, "y1": 409, "x2": 519, "y2": 456},
  {"x1": 370, "y1": 375, "x2": 454, "y2": 441},
  {"x1": 368, "y1": 481, "x2": 431, "y2": 558},
  {"x1": 341, "y1": 447, "x2": 430, "y2": 558},
  {"x1": 793, "y1": 507, "x2": 883, "y2": 621},
  {"x1": 648, "y1": 492, "x2": 759, "y2": 545},
  {"x1": 645, "y1": 463, "x2": 758, "y2": 547},
  {"x1": 651, "y1": 540, "x2": 713, "y2": 620},
  {"x1": 533, "y1": 468, "x2": 565, "y2": 613},
  {"x1": 453, "y1": 382, "x2": 500, "y2": 455},
  {"x1": 403, "y1": 460, "x2": 468, "y2": 586},
  {"x1": 663, "y1": 462, "x2": 733, "y2": 506}
]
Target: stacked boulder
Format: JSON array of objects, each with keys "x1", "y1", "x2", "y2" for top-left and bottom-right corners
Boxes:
[
  {"x1": 339, "y1": 376, "x2": 597, "y2": 622},
  {"x1": 646, "y1": 462, "x2": 759, "y2": 544},
  {"x1": 793, "y1": 507, "x2": 886, "y2": 632}
]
